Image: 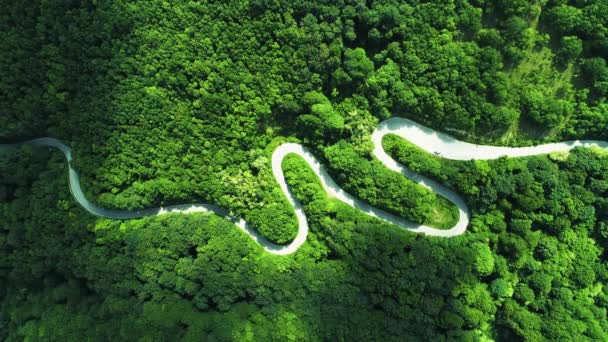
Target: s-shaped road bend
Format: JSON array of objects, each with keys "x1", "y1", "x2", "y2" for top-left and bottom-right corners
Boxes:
[{"x1": 2, "y1": 117, "x2": 607, "y2": 255}]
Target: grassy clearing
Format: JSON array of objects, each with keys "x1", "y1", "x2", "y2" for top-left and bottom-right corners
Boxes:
[
  {"x1": 497, "y1": 4, "x2": 577, "y2": 144},
  {"x1": 430, "y1": 198, "x2": 459, "y2": 230},
  {"x1": 502, "y1": 47, "x2": 575, "y2": 143}
]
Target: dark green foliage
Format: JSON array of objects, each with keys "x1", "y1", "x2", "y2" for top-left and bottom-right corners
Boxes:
[
  {"x1": 581, "y1": 57, "x2": 608, "y2": 99},
  {"x1": 2, "y1": 0, "x2": 608, "y2": 340},
  {"x1": 558, "y1": 36, "x2": 583, "y2": 65}
]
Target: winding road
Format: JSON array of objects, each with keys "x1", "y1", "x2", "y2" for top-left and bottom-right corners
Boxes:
[{"x1": 2, "y1": 117, "x2": 607, "y2": 255}]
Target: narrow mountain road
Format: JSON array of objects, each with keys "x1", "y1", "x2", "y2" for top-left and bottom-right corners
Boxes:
[{"x1": 3, "y1": 117, "x2": 607, "y2": 255}]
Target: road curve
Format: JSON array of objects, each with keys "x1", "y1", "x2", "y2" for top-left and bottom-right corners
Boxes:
[{"x1": 2, "y1": 117, "x2": 607, "y2": 255}]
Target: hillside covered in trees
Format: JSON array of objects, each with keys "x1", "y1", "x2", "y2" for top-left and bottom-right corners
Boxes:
[{"x1": 1, "y1": 0, "x2": 608, "y2": 340}]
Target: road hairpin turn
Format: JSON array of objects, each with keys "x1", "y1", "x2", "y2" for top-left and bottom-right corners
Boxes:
[{"x1": 2, "y1": 117, "x2": 607, "y2": 255}]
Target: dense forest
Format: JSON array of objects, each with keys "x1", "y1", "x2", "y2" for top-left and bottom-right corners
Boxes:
[{"x1": 1, "y1": 0, "x2": 607, "y2": 340}]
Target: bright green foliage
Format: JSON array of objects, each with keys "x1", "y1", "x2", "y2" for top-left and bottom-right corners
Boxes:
[
  {"x1": 473, "y1": 242, "x2": 495, "y2": 277},
  {"x1": 323, "y1": 140, "x2": 458, "y2": 228},
  {"x1": 298, "y1": 92, "x2": 344, "y2": 136},
  {"x1": 2, "y1": 0, "x2": 608, "y2": 340}
]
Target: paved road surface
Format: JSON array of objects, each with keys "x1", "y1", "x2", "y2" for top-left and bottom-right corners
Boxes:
[{"x1": 3, "y1": 117, "x2": 606, "y2": 255}]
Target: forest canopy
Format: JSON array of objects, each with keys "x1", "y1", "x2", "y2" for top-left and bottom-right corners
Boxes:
[{"x1": 1, "y1": 0, "x2": 608, "y2": 340}]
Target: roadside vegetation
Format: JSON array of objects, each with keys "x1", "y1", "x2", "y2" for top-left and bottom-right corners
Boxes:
[{"x1": 2, "y1": 0, "x2": 608, "y2": 340}]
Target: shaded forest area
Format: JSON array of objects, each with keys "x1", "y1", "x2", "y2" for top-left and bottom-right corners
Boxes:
[{"x1": 1, "y1": 0, "x2": 608, "y2": 340}]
